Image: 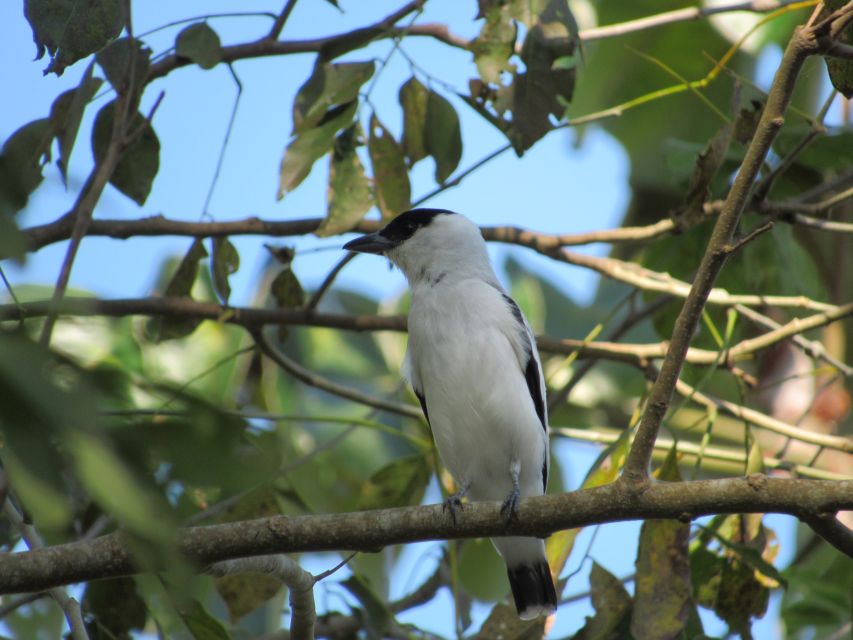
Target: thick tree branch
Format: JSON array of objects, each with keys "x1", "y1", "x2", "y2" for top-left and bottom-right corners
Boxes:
[
  {"x1": 621, "y1": 18, "x2": 825, "y2": 483},
  {"x1": 0, "y1": 477, "x2": 850, "y2": 595}
]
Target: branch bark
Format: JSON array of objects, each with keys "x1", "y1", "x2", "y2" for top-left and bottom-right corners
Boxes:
[{"x1": 0, "y1": 476, "x2": 850, "y2": 595}]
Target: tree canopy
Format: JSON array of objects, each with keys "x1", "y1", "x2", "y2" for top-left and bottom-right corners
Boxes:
[{"x1": 1, "y1": 1, "x2": 852, "y2": 639}]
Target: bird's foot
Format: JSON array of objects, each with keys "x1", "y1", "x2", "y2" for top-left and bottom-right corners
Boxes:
[
  {"x1": 443, "y1": 489, "x2": 468, "y2": 525},
  {"x1": 500, "y1": 487, "x2": 521, "y2": 523}
]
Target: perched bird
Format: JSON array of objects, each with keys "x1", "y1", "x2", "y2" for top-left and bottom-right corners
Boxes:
[{"x1": 344, "y1": 208, "x2": 557, "y2": 619}]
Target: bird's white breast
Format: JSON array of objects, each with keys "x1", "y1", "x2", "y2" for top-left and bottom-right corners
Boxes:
[{"x1": 406, "y1": 278, "x2": 548, "y2": 503}]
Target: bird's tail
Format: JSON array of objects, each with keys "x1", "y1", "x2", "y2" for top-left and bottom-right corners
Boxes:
[{"x1": 506, "y1": 559, "x2": 557, "y2": 620}]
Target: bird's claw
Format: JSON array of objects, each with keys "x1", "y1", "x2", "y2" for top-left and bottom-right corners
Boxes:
[
  {"x1": 500, "y1": 489, "x2": 520, "y2": 523},
  {"x1": 443, "y1": 493, "x2": 466, "y2": 525}
]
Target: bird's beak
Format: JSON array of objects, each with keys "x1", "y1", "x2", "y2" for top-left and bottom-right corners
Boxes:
[{"x1": 343, "y1": 232, "x2": 395, "y2": 255}]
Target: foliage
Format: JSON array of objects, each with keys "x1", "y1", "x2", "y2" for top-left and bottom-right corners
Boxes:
[{"x1": 1, "y1": 1, "x2": 852, "y2": 639}]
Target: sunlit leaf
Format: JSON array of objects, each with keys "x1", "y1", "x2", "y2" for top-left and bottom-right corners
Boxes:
[
  {"x1": 24, "y1": 0, "x2": 126, "y2": 75},
  {"x1": 175, "y1": 23, "x2": 222, "y2": 70},
  {"x1": 425, "y1": 90, "x2": 462, "y2": 183},
  {"x1": 278, "y1": 100, "x2": 357, "y2": 199},
  {"x1": 473, "y1": 3, "x2": 517, "y2": 84},
  {"x1": 399, "y1": 77, "x2": 429, "y2": 166},
  {"x1": 317, "y1": 125, "x2": 373, "y2": 237},
  {"x1": 367, "y1": 113, "x2": 410, "y2": 219},
  {"x1": 293, "y1": 61, "x2": 375, "y2": 133},
  {"x1": 92, "y1": 101, "x2": 160, "y2": 205}
]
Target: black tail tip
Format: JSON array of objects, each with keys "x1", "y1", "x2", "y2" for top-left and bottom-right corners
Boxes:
[{"x1": 507, "y1": 561, "x2": 558, "y2": 620}]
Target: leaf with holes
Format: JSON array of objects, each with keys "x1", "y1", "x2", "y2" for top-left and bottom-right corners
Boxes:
[
  {"x1": 367, "y1": 113, "x2": 410, "y2": 219},
  {"x1": 24, "y1": 0, "x2": 126, "y2": 75},
  {"x1": 317, "y1": 125, "x2": 373, "y2": 237},
  {"x1": 293, "y1": 61, "x2": 375, "y2": 133},
  {"x1": 473, "y1": 3, "x2": 517, "y2": 84},
  {"x1": 175, "y1": 23, "x2": 222, "y2": 70},
  {"x1": 211, "y1": 237, "x2": 240, "y2": 304},
  {"x1": 399, "y1": 77, "x2": 429, "y2": 166},
  {"x1": 425, "y1": 90, "x2": 462, "y2": 184},
  {"x1": 278, "y1": 100, "x2": 357, "y2": 199},
  {"x1": 92, "y1": 101, "x2": 160, "y2": 205}
]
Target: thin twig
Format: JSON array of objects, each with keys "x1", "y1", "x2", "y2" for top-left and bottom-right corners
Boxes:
[
  {"x1": 268, "y1": 0, "x2": 299, "y2": 40},
  {"x1": 305, "y1": 252, "x2": 356, "y2": 311}
]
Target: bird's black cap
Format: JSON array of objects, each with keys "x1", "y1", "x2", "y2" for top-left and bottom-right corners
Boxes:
[{"x1": 343, "y1": 209, "x2": 455, "y2": 254}]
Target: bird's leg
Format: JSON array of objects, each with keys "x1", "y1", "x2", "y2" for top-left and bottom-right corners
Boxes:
[
  {"x1": 443, "y1": 480, "x2": 470, "y2": 525},
  {"x1": 501, "y1": 460, "x2": 521, "y2": 523}
]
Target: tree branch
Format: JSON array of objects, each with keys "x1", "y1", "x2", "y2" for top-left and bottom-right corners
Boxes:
[
  {"x1": 621, "y1": 16, "x2": 824, "y2": 483},
  {"x1": 0, "y1": 477, "x2": 850, "y2": 595}
]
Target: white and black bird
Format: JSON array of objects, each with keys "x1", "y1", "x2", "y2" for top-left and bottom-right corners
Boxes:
[{"x1": 344, "y1": 208, "x2": 557, "y2": 620}]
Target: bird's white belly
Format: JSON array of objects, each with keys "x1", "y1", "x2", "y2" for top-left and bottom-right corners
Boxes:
[{"x1": 410, "y1": 313, "x2": 546, "y2": 503}]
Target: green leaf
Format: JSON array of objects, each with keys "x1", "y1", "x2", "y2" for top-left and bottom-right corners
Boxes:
[
  {"x1": 690, "y1": 545, "x2": 724, "y2": 609},
  {"x1": 49, "y1": 62, "x2": 102, "y2": 184},
  {"x1": 367, "y1": 113, "x2": 411, "y2": 219},
  {"x1": 96, "y1": 37, "x2": 152, "y2": 94},
  {"x1": 214, "y1": 487, "x2": 283, "y2": 622},
  {"x1": 572, "y1": 562, "x2": 632, "y2": 639},
  {"x1": 473, "y1": 3, "x2": 517, "y2": 84},
  {"x1": 316, "y1": 125, "x2": 373, "y2": 237},
  {"x1": 0, "y1": 118, "x2": 54, "y2": 216},
  {"x1": 631, "y1": 516, "x2": 692, "y2": 639},
  {"x1": 70, "y1": 430, "x2": 175, "y2": 543},
  {"x1": 399, "y1": 77, "x2": 429, "y2": 166},
  {"x1": 278, "y1": 100, "x2": 357, "y2": 199},
  {"x1": 24, "y1": 0, "x2": 126, "y2": 75},
  {"x1": 0, "y1": 216, "x2": 27, "y2": 261},
  {"x1": 83, "y1": 577, "x2": 147, "y2": 638},
  {"x1": 92, "y1": 101, "x2": 160, "y2": 205},
  {"x1": 293, "y1": 62, "x2": 375, "y2": 133},
  {"x1": 713, "y1": 558, "x2": 769, "y2": 637},
  {"x1": 180, "y1": 600, "x2": 232, "y2": 640},
  {"x1": 459, "y1": 538, "x2": 510, "y2": 603},
  {"x1": 146, "y1": 239, "x2": 208, "y2": 341},
  {"x1": 211, "y1": 237, "x2": 240, "y2": 304},
  {"x1": 425, "y1": 90, "x2": 462, "y2": 184},
  {"x1": 358, "y1": 453, "x2": 430, "y2": 510},
  {"x1": 822, "y1": 0, "x2": 853, "y2": 98},
  {"x1": 175, "y1": 23, "x2": 222, "y2": 70}
]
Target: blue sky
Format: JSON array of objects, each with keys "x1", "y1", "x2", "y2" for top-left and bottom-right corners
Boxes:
[{"x1": 0, "y1": 1, "x2": 807, "y2": 637}]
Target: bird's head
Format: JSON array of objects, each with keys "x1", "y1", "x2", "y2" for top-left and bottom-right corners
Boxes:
[{"x1": 343, "y1": 209, "x2": 494, "y2": 286}]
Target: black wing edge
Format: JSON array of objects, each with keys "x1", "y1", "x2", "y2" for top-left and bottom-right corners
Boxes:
[
  {"x1": 414, "y1": 387, "x2": 430, "y2": 425},
  {"x1": 502, "y1": 294, "x2": 547, "y2": 432}
]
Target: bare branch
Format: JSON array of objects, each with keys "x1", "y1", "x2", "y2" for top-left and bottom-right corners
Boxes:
[
  {"x1": 0, "y1": 476, "x2": 850, "y2": 595},
  {"x1": 209, "y1": 555, "x2": 315, "y2": 640},
  {"x1": 803, "y1": 514, "x2": 853, "y2": 557}
]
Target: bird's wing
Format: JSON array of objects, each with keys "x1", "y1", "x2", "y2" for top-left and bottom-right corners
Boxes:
[
  {"x1": 403, "y1": 349, "x2": 430, "y2": 424},
  {"x1": 500, "y1": 292, "x2": 549, "y2": 492}
]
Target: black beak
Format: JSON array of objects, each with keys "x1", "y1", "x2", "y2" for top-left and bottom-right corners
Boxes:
[{"x1": 343, "y1": 232, "x2": 396, "y2": 255}]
